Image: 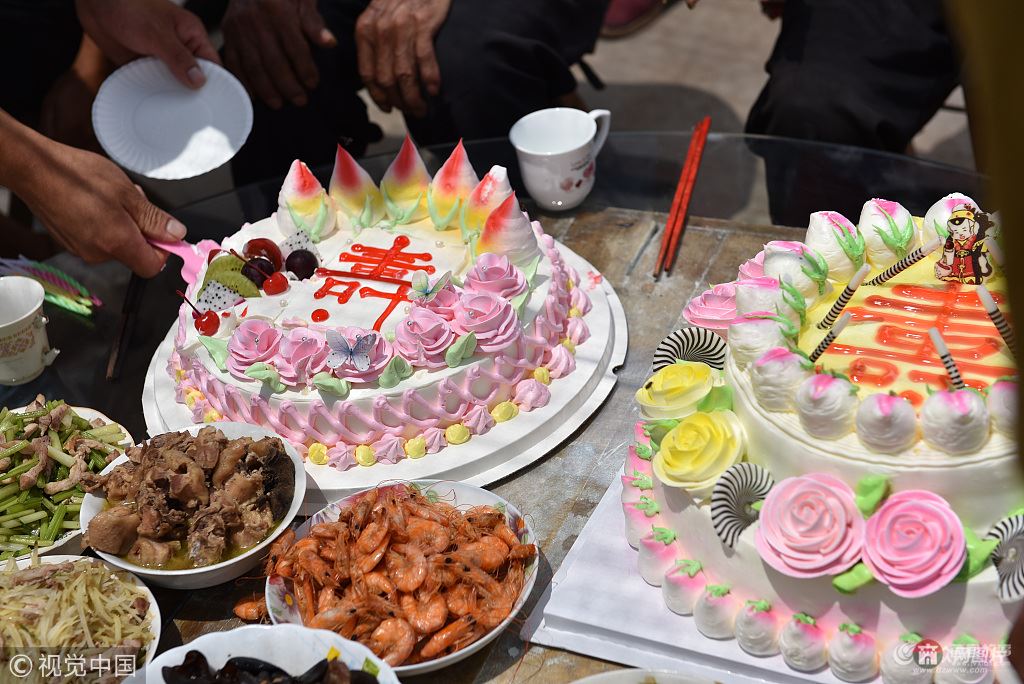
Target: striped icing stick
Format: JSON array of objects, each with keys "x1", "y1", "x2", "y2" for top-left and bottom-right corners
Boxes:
[
  {"x1": 977, "y1": 284, "x2": 1016, "y2": 359},
  {"x1": 866, "y1": 237, "x2": 941, "y2": 286},
  {"x1": 809, "y1": 312, "x2": 852, "y2": 363},
  {"x1": 816, "y1": 264, "x2": 871, "y2": 329},
  {"x1": 927, "y1": 327, "x2": 966, "y2": 390}
]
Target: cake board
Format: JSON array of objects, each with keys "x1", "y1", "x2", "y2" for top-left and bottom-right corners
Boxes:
[
  {"x1": 523, "y1": 476, "x2": 855, "y2": 684},
  {"x1": 144, "y1": 242, "x2": 628, "y2": 512}
]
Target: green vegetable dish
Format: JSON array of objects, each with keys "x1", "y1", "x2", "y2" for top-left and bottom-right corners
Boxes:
[{"x1": 0, "y1": 396, "x2": 127, "y2": 559}]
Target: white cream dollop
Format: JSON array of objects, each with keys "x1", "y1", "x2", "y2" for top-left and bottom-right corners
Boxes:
[
  {"x1": 828, "y1": 629, "x2": 879, "y2": 682},
  {"x1": 751, "y1": 348, "x2": 812, "y2": 412},
  {"x1": 762, "y1": 241, "x2": 829, "y2": 299},
  {"x1": 805, "y1": 211, "x2": 863, "y2": 281},
  {"x1": 693, "y1": 588, "x2": 737, "y2": 640},
  {"x1": 935, "y1": 645, "x2": 994, "y2": 684},
  {"x1": 855, "y1": 393, "x2": 918, "y2": 453},
  {"x1": 734, "y1": 277, "x2": 805, "y2": 326},
  {"x1": 988, "y1": 379, "x2": 1017, "y2": 437},
  {"x1": 921, "y1": 390, "x2": 990, "y2": 455},
  {"x1": 858, "y1": 198, "x2": 919, "y2": 269},
  {"x1": 923, "y1": 192, "x2": 979, "y2": 242},
  {"x1": 661, "y1": 561, "x2": 704, "y2": 616},
  {"x1": 735, "y1": 603, "x2": 779, "y2": 657},
  {"x1": 779, "y1": 618, "x2": 828, "y2": 672},
  {"x1": 796, "y1": 374, "x2": 859, "y2": 440},
  {"x1": 880, "y1": 641, "x2": 933, "y2": 684},
  {"x1": 728, "y1": 314, "x2": 792, "y2": 369}
]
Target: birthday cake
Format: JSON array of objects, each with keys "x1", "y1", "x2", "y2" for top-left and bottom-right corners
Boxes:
[
  {"x1": 167, "y1": 137, "x2": 594, "y2": 470},
  {"x1": 624, "y1": 194, "x2": 1021, "y2": 683}
]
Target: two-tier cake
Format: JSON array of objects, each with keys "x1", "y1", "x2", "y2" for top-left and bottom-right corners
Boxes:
[{"x1": 624, "y1": 193, "x2": 1020, "y2": 683}]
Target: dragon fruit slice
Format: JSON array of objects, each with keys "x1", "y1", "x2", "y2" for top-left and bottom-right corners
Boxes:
[
  {"x1": 279, "y1": 230, "x2": 322, "y2": 260},
  {"x1": 195, "y1": 281, "x2": 242, "y2": 313}
]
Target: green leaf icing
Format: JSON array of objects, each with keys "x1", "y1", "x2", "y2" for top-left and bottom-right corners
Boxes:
[
  {"x1": 245, "y1": 362, "x2": 285, "y2": 393},
  {"x1": 523, "y1": 255, "x2": 542, "y2": 286},
  {"x1": 377, "y1": 356, "x2": 413, "y2": 389},
  {"x1": 675, "y1": 559, "x2": 702, "y2": 578},
  {"x1": 778, "y1": 279, "x2": 807, "y2": 326},
  {"x1": 312, "y1": 372, "x2": 350, "y2": 397},
  {"x1": 833, "y1": 562, "x2": 875, "y2": 594},
  {"x1": 750, "y1": 500, "x2": 764, "y2": 512},
  {"x1": 636, "y1": 496, "x2": 659, "y2": 517},
  {"x1": 287, "y1": 197, "x2": 331, "y2": 242},
  {"x1": 855, "y1": 474, "x2": 890, "y2": 517},
  {"x1": 635, "y1": 443, "x2": 654, "y2": 460},
  {"x1": 932, "y1": 218, "x2": 950, "y2": 240},
  {"x1": 707, "y1": 584, "x2": 730, "y2": 598},
  {"x1": 746, "y1": 599, "x2": 771, "y2": 612},
  {"x1": 840, "y1": 623, "x2": 863, "y2": 635},
  {"x1": 954, "y1": 634, "x2": 980, "y2": 646},
  {"x1": 793, "y1": 613, "x2": 816, "y2": 626},
  {"x1": 833, "y1": 223, "x2": 867, "y2": 269},
  {"x1": 199, "y1": 336, "x2": 229, "y2": 372},
  {"x1": 652, "y1": 526, "x2": 677, "y2": 544},
  {"x1": 873, "y1": 209, "x2": 915, "y2": 259},
  {"x1": 630, "y1": 470, "x2": 653, "y2": 491},
  {"x1": 751, "y1": 313, "x2": 799, "y2": 341},
  {"x1": 356, "y1": 193, "x2": 376, "y2": 229},
  {"x1": 696, "y1": 385, "x2": 734, "y2": 413},
  {"x1": 956, "y1": 524, "x2": 998, "y2": 581},
  {"x1": 381, "y1": 184, "x2": 423, "y2": 225},
  {"x1": 445, "y1": 333, "x2": 477, "y2": 368},
  {"x1": 800, "y1": 248, "x2": 830, "y2": 296},
  {"x1": 511, "y1": 290, "x2": 531, "y2": 318},
  {"x1": 643, "y1": 419, "x2": 680, "y2": 449},
  {"x1": 427, "y1": 188, "x2": 461, "y2": 231},
  {"x1": 900, "y1": 632, "x2": 923, "y2": 644}
]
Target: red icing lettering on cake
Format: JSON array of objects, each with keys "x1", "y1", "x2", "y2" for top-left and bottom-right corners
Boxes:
[
  {"x1": 339, "y1": 235, "x2": 434, "y2": 279},
  {"x1": 314, "y1": 278, "x2": 360, "y2": 304},
  {"x1": 311, "y1": 308, "x2": 330, "y2": 322},
  {"x1": 359, "y1": 284, "x2": 411, "y2": 332}
]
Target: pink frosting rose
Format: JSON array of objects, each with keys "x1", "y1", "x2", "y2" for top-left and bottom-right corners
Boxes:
[
  {"x1": 372, "y1": 434, "x2": 405, "y2": 464},
  {"x1": 227, "y1": 319, "x2": 283, "y2": 380},
  {"x1": 566, "y1": 317, "x2": 590, "y2": 345},
  {"x1": 422, "y1": 426, "x2": 447, "y2": 453},
  {"x1": 420, "y1": 283, "x2": 461, "y2": 321},
  {"x1": 394, "y1": 308, "x2": 455, "y2": 369},
  {"x1": 737, "y1": 250, "x2": 765, "y2": 279},
  {"x1": 862, "y1": 490, "x2": 965, "y2": 598},
  {"x1": 464, "y1": 253, "x2": 528, "y2": 300},
  {"x1": 755, "y1": 473, "x2": 865, "y2": 578},
  {"x1": 276, "y1": 327, "x2": 330, "y2": 387},
  {"x1": 326, "y1": 444, "x2": 355, "y2": 471},
  {"x1": 327, "y1": 326, "x2": 394, "y2": 384},
  {"x1": 546, "y1": 344, "x2": 576, "y2": 378},
  {"x1": 682, "y1": 282, "x2": 737, "y2": 330},
  {"x1": 451, "y1": 291, "x2": 522, "y2": 353},
  {"x1": 513, "y1": 378, "x2": 550, "y2": 411},
  {"x1": 463, "y1": 404, "x2": 495, "y2": 435}
]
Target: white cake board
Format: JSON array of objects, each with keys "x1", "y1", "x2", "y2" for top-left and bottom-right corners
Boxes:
[
  {"x1": 143, "y1": 243, "x2": 628, "y2": 512},
  {"x1": 522, "y1": 477, "x2": 856, "y2": 684}
]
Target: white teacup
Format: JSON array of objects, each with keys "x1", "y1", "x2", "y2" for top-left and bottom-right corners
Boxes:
[
  {"x1": 0, "y1": 277, "x2": 59, "y2": 385},
  {"x1": 509, "y1": 107, "x2": 611, "y2": 211}
]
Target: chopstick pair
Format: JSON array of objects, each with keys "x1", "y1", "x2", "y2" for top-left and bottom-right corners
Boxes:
[
  {"x1": 653, "y1": 116, "x2": 711, "y2": 278},
  {"x1": 106, "y1": 274, "x2": 145, "y2": 381}
]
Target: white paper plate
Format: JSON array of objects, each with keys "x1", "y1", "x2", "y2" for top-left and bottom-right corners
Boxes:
[{"x1": 93, "y1": 57, "x2": 252, "y2": 179}]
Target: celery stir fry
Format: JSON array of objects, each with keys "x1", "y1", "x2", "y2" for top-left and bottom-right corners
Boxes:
[{"x1": 0, "y1": 396, "x2": 128, "y2": 559}]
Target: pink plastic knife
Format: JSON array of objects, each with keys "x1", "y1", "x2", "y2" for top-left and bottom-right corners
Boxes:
[{"x1": 148, "y1": 238, "x2": 220, "y2": 285}]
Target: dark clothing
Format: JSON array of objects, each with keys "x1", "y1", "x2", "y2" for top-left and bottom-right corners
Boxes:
[
  {"x1": 232, "y1": 0, "x2": 607, "y2": 184},
  {"x1": 746, "y1": 0, "x2": 961, "y2": 153}
]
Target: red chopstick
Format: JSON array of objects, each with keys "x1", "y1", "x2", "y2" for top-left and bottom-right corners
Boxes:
[{"x1": 653, "y1": 116, "x2": 711, "y2": 277}]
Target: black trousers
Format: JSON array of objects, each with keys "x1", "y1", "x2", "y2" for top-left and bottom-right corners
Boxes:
[
  {"x1": 745, "y1": 0, "x2": 961, "y2": 153},
  {"x1": 232, "y1": 0, "x2": 608, "y2": 184}
]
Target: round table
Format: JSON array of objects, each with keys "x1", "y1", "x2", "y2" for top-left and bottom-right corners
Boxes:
[{"x1": 0, "y1": 132, "x2": 985, "y2": 682}]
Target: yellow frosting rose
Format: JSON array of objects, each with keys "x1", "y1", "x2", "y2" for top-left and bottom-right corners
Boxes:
[
  {"x1": 635, "y1": 361, "x2": 715, "y2": 420},
  {"x1": 533, "y1": 367, "x2": 551, "y2": 385},
  {"x1": 354, "y1": 444, "x2": 376, "y2": 466},
  {"x1": 404, "y1": 436, "x2": 427, "y2": 459},
  {"x1": 653, "y1": 410, "x2": 744, "y2": 499},
  {"x1": 491, "y1": 401, "x2": 519, "y2": 423},
  {"x1": 307, "y1": 442, "x2": 329, "y2": 465},
  {"x1": 445, "y1": 424, "x2": 471, "y2": 445},
  {"x1": 202, "y1": 408, "x2": 221, "y2": 423}
]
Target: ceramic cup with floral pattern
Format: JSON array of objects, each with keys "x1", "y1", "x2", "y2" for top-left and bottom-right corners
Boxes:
[{"x1": 0, "y1": 276, "x2": 58, "y2": 385}]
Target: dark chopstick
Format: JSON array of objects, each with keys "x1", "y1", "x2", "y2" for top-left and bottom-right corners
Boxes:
[{"x1": 106, "y1": 273, "x2": 145, "y2": 381}]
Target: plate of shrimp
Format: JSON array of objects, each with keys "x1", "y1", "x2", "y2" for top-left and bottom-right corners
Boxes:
[{"x1": 245, "y1": 481, "x2": 538, "y2": 675}]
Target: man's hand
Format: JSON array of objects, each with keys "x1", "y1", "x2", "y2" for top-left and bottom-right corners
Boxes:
[
  {"x1": 223, "y1": 0, "x2": 337, "y2": 110},
  {"x1": 76, "y1": 0, "x2": 220, "y2": 89},
  {"x1": 355, "y1": 0, "x2": 452, "y2": 117}
]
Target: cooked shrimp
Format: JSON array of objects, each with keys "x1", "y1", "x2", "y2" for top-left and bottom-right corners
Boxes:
[
  {"x1": 359, "y1": 570, "x2": 396, "y2": 600},
  {"x1": 357, "y1": 533, "x2": 390, "y2": 573},
  {"x1": 403, "y1": 499, "x2": 449, "y2": 524},
  {"x1": 420, "y1": 615, "x2": 477, "y2": 659},
  {"x1": 386, "y1": 543, "x2": 427, "y2": 592},
  {"x1": 356, "y1": 511, "x2": 389, "y2": 554},
  {"x1": 407, "y1": 517, "x2": 452, "y2": 555},
  {"x1": 308, "y1": 601, "x2": 358, "y2": 631},
  {"x1": 400, "y1": 593, "x2": 448, "y2": 634},
  {"x1": 310, "y1": 522, "x2": 338, "y2": 541},
  {"x1": 297, "y1": 550, "x2": 338, "y2": 587},
  {"x1": 493, "y1": 521, "x2": 520, "y2": 548},
  {"x1": 458, "y1": 535, "x2": 509, "y2": 572},
  {"x1": 264, "y1": 529, "x2": 296, "y2": 575},
  {"x1": 294, "y1": 578, "x2": 317, "y2": 625},
  {"x1": 317, "y1": 586, "x2": 337, "y2": 613},
  {"x1": 369, "y1": 618, "x2": 416, "y2": 666},
  {"x1": 445, "y1": 583, "x2": 477, "y2": 617},
  {"x1": 509, "y1": 543, "x2": 537, "y2": 561},
  {"x1": 233, "y1": 593, "x2": 267, "y2": 621}
]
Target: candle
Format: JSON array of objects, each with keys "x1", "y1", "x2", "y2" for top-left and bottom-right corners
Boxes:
[
  {"x1": 927, "y1": 327, "x2": 966, "y2": 390},
  {"x1": 865, "y1": 238, "x2": 941, "y2": 286},
  {"x1": 816, "y1": 264, "x2": 871, "y2": 330},
  {"x1": 977, "y1": 284, "x2": 1016, "y2": 359},
  {"x1": 809, "y1": 312, "x2": 852, "y2": 363}
]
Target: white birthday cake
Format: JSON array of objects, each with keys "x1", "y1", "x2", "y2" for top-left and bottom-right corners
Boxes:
[
  {"x1": 167, "y1": 137, "x2": 595, "y2": 470},
  {"x1": 624, "y1": 194, "x2": 1021, "y2": 683}
]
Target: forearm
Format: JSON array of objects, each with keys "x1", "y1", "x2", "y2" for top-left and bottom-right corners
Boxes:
[{"x1": 0, "y1": 109, "x2": 47, "y2": 199}]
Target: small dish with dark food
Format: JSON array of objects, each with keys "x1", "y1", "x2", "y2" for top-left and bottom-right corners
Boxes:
[
  {"x1": 163, "y1": 650, "x2": 380, "y2": 684},
  {"x1": 80, "y1": 423, "x2": 305, "y2": 590}
]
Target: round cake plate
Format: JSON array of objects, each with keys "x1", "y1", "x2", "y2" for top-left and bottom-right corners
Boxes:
[{"x1": 143, "y1": 243, "x2": 627, "y2": 512}]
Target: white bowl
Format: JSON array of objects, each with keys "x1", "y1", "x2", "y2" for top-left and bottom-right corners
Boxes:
[
  {"x1": 12, "y1": 554, "x2": 161, "y2": 671},
  {"x1": 266, "y1": 480, "x2": 539, "y2": 676},
  {"x1": 137, "y1": 624, "x2": 397, "y2": 684},
  {"x1": 80, "y1": 422, "x2": 305, "y2": 590}
]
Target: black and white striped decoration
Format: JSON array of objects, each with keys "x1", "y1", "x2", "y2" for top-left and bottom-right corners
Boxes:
[
  {"x1": 986, "y1": 513, "x2": 1024, "y2": 603},
  {"x1": 809, "y1": 312, "x2": 851, "y2": 363},
  {"x1": 978, "y1": 285, "x2": 1017, "y2": 359},
  {"x1": 865, "y1": 238, "x2": 941, "y2": 286},
  {"x1": 817, "y1": 264, "x2": 871, "y2": 330},
  {"x1": 711, "y1": 462, "x2": 775, "y2": 549},
  {"x1": 652, "y1": 327, "x2": 728, "y2": 372},
  {"x1": 927, "y1": 327, "x2": 966, "y2": 390}
]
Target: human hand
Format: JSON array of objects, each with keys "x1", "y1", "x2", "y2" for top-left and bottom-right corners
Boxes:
[
  {"x1": 223, "y1": 0, "x2": 337, "y2": 109},
  {"x1": 355, "y1": 0, "x2": 452, "y2": 117},
  {"x1": 75, "y1": 0, "x2": 220, "y2": 89}
]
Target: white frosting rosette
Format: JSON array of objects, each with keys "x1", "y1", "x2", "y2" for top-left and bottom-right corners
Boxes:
[
  {"x1": 805, "y1": 211, "x2": 865, "y2": 281},
  {"x1": 880, "y1": 640, "x2": 932, "y2": 684},
  {"x1": 855, "y1": 393, "x2": 918, "y2": 453},
  {"x1": 779, "y1": 615, "x2": 828, "y2": 672},
  {"x1": 751, "y1": 347, "x2": 812, "y2": 412},
  {"x1": 734, "y1": 277, "x2": 806, "y2": 326},
  {"x1": 735, "y1": 601, "x2": 779, "y2": 657},
  {"x1": 828, "y1": 625, "x2": 879, "y2": 682},
  {"x1": 762, "y1": 241, "x2": 830, "y2": 299},
  {"x1": 988, "y1": 379, "x2": 1017, "y2": 437},
  {"x1": 921, "y1": 389, "x2": 990, "y2": 455},
  {"x1": 857, "y1": 198, "x2": 919, "y2": 268},
  {"x1": 728, "y1": 312, "x2": 797, "y2": 369},
  {"x1": 923, "y1": 192, "x2": 979, "y2": 241},
  {"x1": 795, "y1": 374, "x2": 859, "y2": 440},
  {"x1": 693, "y1": 586, "x2": 737, "y2": 640}
]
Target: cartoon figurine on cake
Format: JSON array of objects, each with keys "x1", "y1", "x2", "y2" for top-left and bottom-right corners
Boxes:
[
  {"x1": 934, "y1": 205, "x2": 995, "y2": 284},
  {"x1": 629, "y1": 190, "x2": 1021, "y2": 683}
]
